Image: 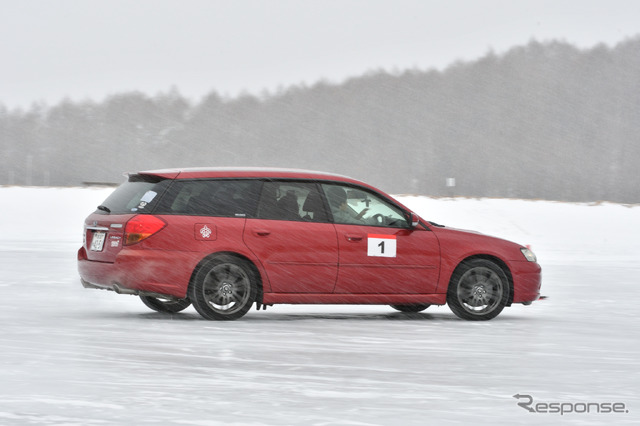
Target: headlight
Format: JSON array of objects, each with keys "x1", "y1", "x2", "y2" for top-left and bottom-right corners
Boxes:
[{"x1": 520, "y1": 247, "x2": 537, "y2": 262}]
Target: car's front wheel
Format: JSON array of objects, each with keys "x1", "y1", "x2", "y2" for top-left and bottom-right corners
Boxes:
[
  {"x1": 390, "y1": 304, "x2": 430, "y2": 313},
  {"x1": 189, "y1": 255, "x2": 257, "y2": 321},
  {"x1": 447, "y1": 259, "x2": 509, "y2": 320},
  {"x1": 139, "y1": 295, "x2": 191, "y2": 313}
]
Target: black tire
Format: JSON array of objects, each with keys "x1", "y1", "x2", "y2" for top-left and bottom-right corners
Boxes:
[
  {"x1": 447, "y1": 259, "x2": 509, "y2": 321},
  {"x1": 139, "y1": 295, "x2": 191, "y2": 314},
  {"x1": 390, "y1": 304, "x2": 430, "y2": 313},
  {"x1": 189, "y1": 255, "x2": 257, "y2": 321}
]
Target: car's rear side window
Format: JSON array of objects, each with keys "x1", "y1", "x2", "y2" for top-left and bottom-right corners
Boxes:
[
  {"x1": 256, "y1": 181, "x2": 328, "y2": 222},
  {"x1": 98, "y1": 175, "x2": 170, "y2": 214},
  {"x1": 154, "y1": 179, "x2": 262, "y2": 217}
]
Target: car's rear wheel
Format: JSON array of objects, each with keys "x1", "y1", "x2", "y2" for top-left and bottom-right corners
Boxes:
[
  {"x1": 189, "y1": 255, "x2": 257, "y2": 321},
  {"x1": 390, "y1": 304, "x2": 430, "y2": 313},
  {"x1": 139, "y1": 295, "x2": 191, "y2": 313},
  {"x1": 447, "y1": 259, "x2": 509, "y2": 320}
]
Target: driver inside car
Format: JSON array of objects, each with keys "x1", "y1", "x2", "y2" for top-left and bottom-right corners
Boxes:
[{"x1": 325, "y1": 186, "x2": 369, "y2": 224}]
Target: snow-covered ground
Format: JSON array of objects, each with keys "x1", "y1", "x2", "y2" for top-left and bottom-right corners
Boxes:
[{"x1": 0, "y1": 186, "x2": 638, "y2": 425}]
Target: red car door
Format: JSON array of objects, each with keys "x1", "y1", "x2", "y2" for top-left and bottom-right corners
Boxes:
[
  {"x1": 243, "y1": 181, "x2": 339, "y2": 293},
  {"x1": 322, "y1": 184, "x2": 440, "y2": 294}
]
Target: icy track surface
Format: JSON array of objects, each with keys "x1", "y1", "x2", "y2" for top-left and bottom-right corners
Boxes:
[{"x1": 0, "y1": 187, "x2": 639, "y2": 425}]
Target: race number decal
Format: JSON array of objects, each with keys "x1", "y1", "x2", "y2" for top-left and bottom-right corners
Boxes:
[{"x1": 367, "y1": 234, "x2": 397, "y2": 257}]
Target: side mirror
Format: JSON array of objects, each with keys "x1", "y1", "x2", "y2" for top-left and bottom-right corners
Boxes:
[{"x1": 410, "y1": 212, "x2": 420, "y2": 229}]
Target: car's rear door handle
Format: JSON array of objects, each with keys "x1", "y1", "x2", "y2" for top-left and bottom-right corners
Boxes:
[
  {"x1": 345, "y1": 234, "x2": 363, "y2": 242},
  {"x1": 253, "y1": 230, "x2": 271, "y2": 237}
]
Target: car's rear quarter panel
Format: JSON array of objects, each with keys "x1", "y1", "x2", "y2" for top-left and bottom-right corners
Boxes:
[{"x1": 79, "y1": 215, "x2": 269, "y2": 298}]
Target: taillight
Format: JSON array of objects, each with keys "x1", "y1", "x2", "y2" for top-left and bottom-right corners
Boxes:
[{"x1": 124, "y1": 215, "x2": 167, "y2": 245}]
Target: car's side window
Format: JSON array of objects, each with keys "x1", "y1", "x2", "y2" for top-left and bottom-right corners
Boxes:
[
  {"x1": 321, "y1": 184, "x2": 409, "y2": 228},
  {"x1": 154, "y1": 179, "x2": 262, "y2": 217},
  {"x1": 256, "y1": 181, "x2": 328, "y2": 222}
]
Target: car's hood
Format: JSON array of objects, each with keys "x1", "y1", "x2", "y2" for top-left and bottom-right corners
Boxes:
[{"x1": 429, "y1": 224, "x2": 526, "y2": 261}]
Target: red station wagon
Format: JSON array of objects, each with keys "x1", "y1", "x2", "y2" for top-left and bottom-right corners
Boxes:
[{"x1": 77, "y1": 168, "x2": 541, "y2": 321}]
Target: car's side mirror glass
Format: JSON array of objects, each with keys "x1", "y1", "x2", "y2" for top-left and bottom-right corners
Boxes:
[{"x1": 410, "y1": 212, "x2": 420, "y2": 229}]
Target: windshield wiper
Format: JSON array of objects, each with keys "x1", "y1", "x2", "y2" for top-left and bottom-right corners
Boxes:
[{"x1": 97, "y1": 205, "x2": 111, "y2": 213}]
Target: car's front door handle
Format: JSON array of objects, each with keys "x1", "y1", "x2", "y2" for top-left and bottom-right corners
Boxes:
[
  {"x1": 345, "y1": 234, "x2": 363, "y2": 242},
  {"x1": 253, "y1": 230, "x2": 271, "y2": 237}
]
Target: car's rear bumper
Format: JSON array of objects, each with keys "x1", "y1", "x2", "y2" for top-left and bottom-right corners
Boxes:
[{"x1": 77, "y1": 246, "x2": 197, "y2": 299}]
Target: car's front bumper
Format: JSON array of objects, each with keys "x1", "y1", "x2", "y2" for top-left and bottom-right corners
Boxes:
[{"x1": 510, "y1": 260, "x2": 542, "y2": 303}]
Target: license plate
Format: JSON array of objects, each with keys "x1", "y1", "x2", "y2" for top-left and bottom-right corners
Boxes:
[{"x1": 90, "y1": 231, "x2": 106, "y2": 251}]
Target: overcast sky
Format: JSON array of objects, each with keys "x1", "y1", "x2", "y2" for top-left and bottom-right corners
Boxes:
[{"x1": 1, "y1": 0, "x2": 639, "y2": 108}]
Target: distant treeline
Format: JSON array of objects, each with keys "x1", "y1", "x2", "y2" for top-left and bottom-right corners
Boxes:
[{"x1": 1, "y1": 38, "x2": 639, "y2": 203}]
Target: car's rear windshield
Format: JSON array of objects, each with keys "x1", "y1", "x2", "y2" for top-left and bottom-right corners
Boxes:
[{"x1": 97, "y1": 174, "x2": 170, "y2": 214}]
